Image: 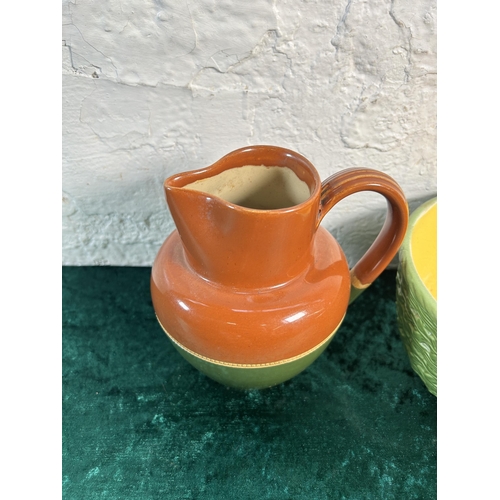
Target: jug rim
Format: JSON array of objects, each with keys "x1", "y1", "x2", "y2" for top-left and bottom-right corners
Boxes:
[{"x1": 164, "y1": 145, "x2": 322, "y2": 214}]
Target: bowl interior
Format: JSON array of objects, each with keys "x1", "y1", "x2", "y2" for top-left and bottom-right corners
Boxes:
[{"x1": 410, "y1": 200, "x2": 437, "y2": 300}]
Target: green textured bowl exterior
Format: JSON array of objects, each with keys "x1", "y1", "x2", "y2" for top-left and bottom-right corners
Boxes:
[{"x1": 396, "y1": 197, "x2": 437, "y2": 396}]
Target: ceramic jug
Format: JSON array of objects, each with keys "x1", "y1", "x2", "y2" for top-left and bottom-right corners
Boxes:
[{"x1": 151, "y1": 146, "x2": 409, "y2": 389}]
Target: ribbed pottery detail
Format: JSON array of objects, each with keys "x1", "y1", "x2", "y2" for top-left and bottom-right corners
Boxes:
[{"x1": 396, "y1": 261, "x2": 437, "y2": 396}]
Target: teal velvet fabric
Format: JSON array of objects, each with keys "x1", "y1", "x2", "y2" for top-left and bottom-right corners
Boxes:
[{"x1": 62, "y1": 267, "x2": 436, "y2": 499}]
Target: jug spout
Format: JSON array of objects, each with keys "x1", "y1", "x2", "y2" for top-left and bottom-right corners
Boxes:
[{"x1": 164, "y1": 147, "x2": 322, "y2": 288}]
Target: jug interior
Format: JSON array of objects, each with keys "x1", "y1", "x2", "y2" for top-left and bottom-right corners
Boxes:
[{"x1": 182, "y1": 165, "x2": 311, "y2": 210}]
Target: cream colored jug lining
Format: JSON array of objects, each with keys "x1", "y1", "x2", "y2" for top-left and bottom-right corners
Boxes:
[{"x1": 182, "y1": 165, "x2": 311, "y2": 210}]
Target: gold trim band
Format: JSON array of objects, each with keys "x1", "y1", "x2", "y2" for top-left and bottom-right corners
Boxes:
[
  {"x1": 156, "y1": 315, "x2": 344, "y2": 369},
  {"x1": 350, "y1": 270, "x2": 370, "y2": 290}
]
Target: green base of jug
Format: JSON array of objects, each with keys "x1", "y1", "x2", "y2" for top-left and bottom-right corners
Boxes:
[{"x1": 158, "y1": 320, "x2": 343, "y2": 390}]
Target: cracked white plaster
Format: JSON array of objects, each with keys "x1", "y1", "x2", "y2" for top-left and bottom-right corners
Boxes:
[{"x1": 63, "y1": 0, "x2": 436, "y2": 266}]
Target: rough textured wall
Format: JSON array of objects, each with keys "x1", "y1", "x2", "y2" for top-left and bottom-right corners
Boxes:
[{"x1": 62, "y1": 0, "x2": 436, "y2": 266}]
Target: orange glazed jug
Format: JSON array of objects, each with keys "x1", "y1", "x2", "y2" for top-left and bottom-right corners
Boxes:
[{"x1": 151, "y1": 146, "x2": 409, "y2": 389}]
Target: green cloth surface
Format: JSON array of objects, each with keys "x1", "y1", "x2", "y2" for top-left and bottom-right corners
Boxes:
[{"x1": 62, "y1": 267, "x2": 436, "y2": 499}]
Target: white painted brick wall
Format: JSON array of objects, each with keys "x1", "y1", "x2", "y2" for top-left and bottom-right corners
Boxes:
[{"x1": 62, "y1": 0, "x2": 436, "y2": 267}]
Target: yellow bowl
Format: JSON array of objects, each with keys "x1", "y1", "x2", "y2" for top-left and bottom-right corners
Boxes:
[{"x1": 396, "y1": 197, "x2": 437, "y2": 396}]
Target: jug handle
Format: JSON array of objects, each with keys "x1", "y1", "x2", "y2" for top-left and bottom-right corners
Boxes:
[{"x1": 317, "y1": 168, "x2": 409, "y2": 303}]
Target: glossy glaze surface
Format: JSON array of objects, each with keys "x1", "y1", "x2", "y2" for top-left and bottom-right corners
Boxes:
[{"x1": 152, "y1": 226, "x2": 349, "y2": 364}]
